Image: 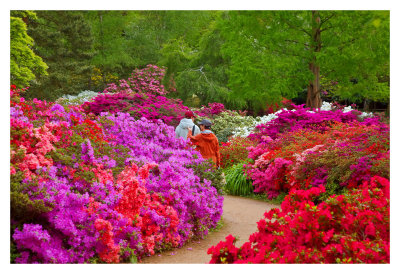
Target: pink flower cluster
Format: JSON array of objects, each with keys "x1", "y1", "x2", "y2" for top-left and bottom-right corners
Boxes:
[
  {"x1": 194, "y1": 102, "x2": 226, "y2": 118},
  {"x1": 104, "y1": 64, "x2": 169, "y2": 95}
]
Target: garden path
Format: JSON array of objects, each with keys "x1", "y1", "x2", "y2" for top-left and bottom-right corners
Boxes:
[{"x1": 140, "y1": 195, "x2": 280, "y2": 264}]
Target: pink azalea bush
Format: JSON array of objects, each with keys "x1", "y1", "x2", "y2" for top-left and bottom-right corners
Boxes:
[
  {"x1": 245, "y1": 105, "x2": 389, "y2": 199},
  {"x1": 194, "y1": 102, "x2": 226, "y2": 118},
  {"x1": 103, "y1": 64, "x2": 170, "y2": 95}
]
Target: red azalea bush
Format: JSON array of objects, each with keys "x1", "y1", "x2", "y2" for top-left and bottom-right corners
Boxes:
[
  {"x1": 208, "y1": 176, "x2": 390, "y2": 264},
  {"x1": 82, "y1": 92, "x2": 190, "y2": 127},
  {"x1": 246, "y1": 121, "x2": 389, "y2": 199},
  {"x1": 220, "y1": 137, "x2": 257, "y2": 169},
  {"x1": 265, "y1": 97, "x2": 294, "y2": 114}
]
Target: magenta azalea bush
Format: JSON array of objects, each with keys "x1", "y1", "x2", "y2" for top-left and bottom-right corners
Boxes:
[
  {"x1": 194, "y1": 102, "x2": 226, "y2": 118},
  {"x1": 10, "y1": 87, "x2": 223, "y2": 264},
  {"x1": 248, "y1": 104, "x2": 380, "y2": 142},
  {"x1": 82, "y1": 92, "x2": 190, "y2": 127}
]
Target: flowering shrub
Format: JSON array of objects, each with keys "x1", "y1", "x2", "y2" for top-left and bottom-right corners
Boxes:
[
  {"x1": 82, "y1": 92, "x2": 190, "y2": 127},
  {"x1": 265, "y1": 97, "x2": 294, "y2": 114},
  {"x1": 104, "y1": 64, "x2": 170, "y2": 95},
  {"x1": 220, "y1": 137, "x2": 257, "y2": 169},
  {"x1": 208, "y1": 176, "x2": 390, "y2": 264},
  {"x1": 246, "y1": 121, "x2": 389, "y2": 199},
  {"x1": 56, "y1": 90, "x2": 99, "y2": 106},
  {"x1": 233, "y1": 102, "x2": 375, "y2": 138},
  {"x1": 194, "y1": 102, "x2": 226, "y2": 118},
  {"x1": 10, "y1": 87, "x2": 223, "y2": 263},
  {"x1": 248, "y1": 104, "x2": 378, "y2": 142},
  {"x1": 99, "y1": 113, "x2": 223, "y2": 243},
  {"x1": 210, "y1": 111, "x2": 257, "y2": 143}
]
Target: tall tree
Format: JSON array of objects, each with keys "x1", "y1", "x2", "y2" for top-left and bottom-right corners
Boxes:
[
  {"x1": 214, "y1": 10, "x2": 389, "y2": 110},
  {"x1": 26, "y1": 10, "x2": 94, "y2": 100},
  {"x1": 10, "y1": 10, "x2": 48, "y2": 88}
]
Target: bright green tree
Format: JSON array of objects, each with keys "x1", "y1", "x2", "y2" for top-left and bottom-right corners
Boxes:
[
  {"x1": 10, "y1": 10, "x2": 48, "y2": 88},
  {"x1": 26, "y1": 10, "x2": 94, "y2": 100},
  {"x1": 216, "y1": 10, "x2": 389, "y2": 110}
]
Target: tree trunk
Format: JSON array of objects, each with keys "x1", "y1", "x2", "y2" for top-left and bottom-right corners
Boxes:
[
  {"x1": 306, "y1": 11, "x2": 322, "y2": 109},
  {"x1": 363, "y1": 99, "x2": 369, "y2": 111}
]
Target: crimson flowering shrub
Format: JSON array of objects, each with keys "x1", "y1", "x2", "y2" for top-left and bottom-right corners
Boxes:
[
  {"x1": 265, "y1": 97, "x2": 294, "y2": 114},
  {"x1": 103, "y1": 64, "x2": 171, "y2": 95},
  {"x1": 220, "y1": 137, "x2": 257, "y2": 169},
  {"x1": 208, "y1": 176, "x2": 390, "y2": 264},
  {"x1": 82, "y1": 92, "x2": 190, "y2": 127},
  {"x1": 10, "y1": 87, "x2": 223, "y2": 263}
]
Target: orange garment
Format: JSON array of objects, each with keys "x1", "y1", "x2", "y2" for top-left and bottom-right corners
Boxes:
[{"x1": 188, "y1": 129, "x2": 221, "y2": 167}]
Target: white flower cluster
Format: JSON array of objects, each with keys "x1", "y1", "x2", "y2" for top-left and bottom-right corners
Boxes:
[
  {"x1": 232, "y1": 101, "x2": 375, "y2": 138},
  {"x1": 57, "y1": 90, "x2": 99, "y2": 105},
  {"x1": 232, "y1": 109, "x2": 287, "y2": 138}
]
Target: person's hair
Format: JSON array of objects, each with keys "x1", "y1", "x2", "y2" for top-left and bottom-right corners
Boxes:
[{"x1": 204, "y1": 125, "x2": 211, "y2": 129}]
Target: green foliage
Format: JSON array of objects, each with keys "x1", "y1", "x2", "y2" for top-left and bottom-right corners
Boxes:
[
  {"x1": 10, "y1": 11, "x2": 48, "y2": 88},
  {"x1": 212, "y1": 10, "x2": 389, "y2": 109},
  {"x1": 26, "y1": 10, "x2": 94, "y2": 100},
  {"x1": 238, "y1": 192, "x2": 286, "y2": 205},
  {"x1": 188, "y1": 159, "x2": 225, "y2": 195},
  {"x1": 10, "y1": 171, "x2": 53, "y2": 224},
  {"x1": 10, "y1": 241, "x2": 20, "y2": 264},
  {"x1": 209, "y1": 218, "x2": 224, "y2": 233},
  {"x1": 224, "y1": 163, "x2": 254, "y2": 196}
]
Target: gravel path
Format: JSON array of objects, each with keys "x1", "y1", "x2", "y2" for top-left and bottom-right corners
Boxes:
[{"x1": 140, "y1": 195, "x2": 280, "y2": 264}]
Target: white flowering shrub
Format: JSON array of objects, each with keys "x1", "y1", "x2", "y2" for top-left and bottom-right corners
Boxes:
[
  {"x1": 207, "y1": 111, "x2": 256, "y2": 142},
  {"x1": 56, "y1": 90, "x2": 99, "y2": 106}
]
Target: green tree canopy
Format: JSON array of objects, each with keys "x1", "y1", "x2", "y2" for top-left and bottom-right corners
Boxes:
[
  {"x1": 10, "y1": 10, "x2": 48, "y2": 88},
  {"x1": 26, "y1": 10, "x2": 94, "y2": 100},
  {"x1": 214, "y1": 10, "x2": 389, "y2": 109}
]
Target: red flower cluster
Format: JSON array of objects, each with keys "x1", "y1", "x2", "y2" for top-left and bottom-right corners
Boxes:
[
  {"x1": 219, "y1": 137, "x2": 257, "y2": 168},
  {"x1": 208, "y1": 176, "x2": 390, "y2": 264},
  {"x1": 114, "y1": 163, "x2": 181, "y2": 255},
  {"x1": 94, "y1": 219, "x2": 121, "y2": 263}
]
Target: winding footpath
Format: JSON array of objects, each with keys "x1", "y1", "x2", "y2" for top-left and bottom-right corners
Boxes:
[{"x1": 141, "y1": 195, "x2": 280, "y2": 264}]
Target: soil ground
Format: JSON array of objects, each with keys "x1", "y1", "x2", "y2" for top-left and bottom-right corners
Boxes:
[{"x1": 140, "y1": 195, "x2": 280, "y2": 264}]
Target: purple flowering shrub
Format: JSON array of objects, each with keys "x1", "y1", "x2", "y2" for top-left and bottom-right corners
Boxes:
[
  {"x1": 82, "y1": 92, "x2": 190, "y2": 127},
  {"x1": 100, "y1": 112, "x2": 224, "y2": 243}
]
